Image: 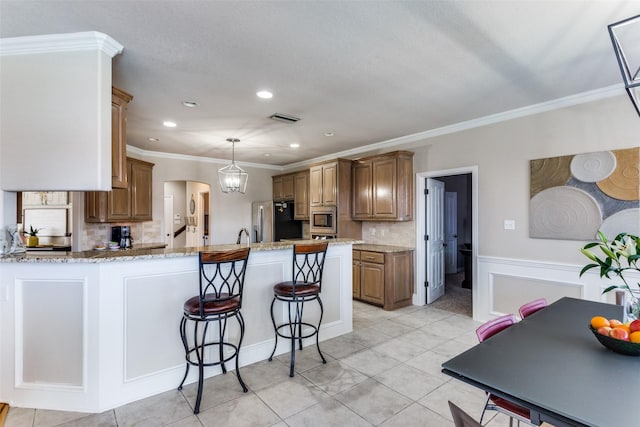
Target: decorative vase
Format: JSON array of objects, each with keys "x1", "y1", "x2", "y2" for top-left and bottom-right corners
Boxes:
[
  {"x1": 623, "y1": 290, "x2": 640, "y2": 323},
  {"x1": 27, "y1": 235, "x2": 38, "y2": 247}
]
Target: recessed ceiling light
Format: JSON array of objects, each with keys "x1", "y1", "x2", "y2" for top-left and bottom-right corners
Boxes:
[
  {"x1": 290, "y1": 143, "x2": 300, "y2": 148},
  {"x1": 264, "y1": 153, "x2": 271, "y2": 157},
  {"x1": 163, "y1": 121, "x2": 177, "y2": 128},
  {"x1": 182, "y1": 101, "x2": 199, "y2": 108},
  {"x1": 324, "y1": 132, "x2": 334, "y2": 137},
  {"x1": 148, "y1": 137, "x2": 160, "y2": 142},
  {"x1": 256, "y1": 90, "x2": 273, "y2": 99}
]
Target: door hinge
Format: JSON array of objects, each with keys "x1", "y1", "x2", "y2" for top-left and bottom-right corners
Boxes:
[
  {"x1": 425, "y1": 281, "x2": 429, "y2": 288},
  {"x1": 424, "y1": 188, "x2": 429, "y2": 195},
  {"x1": 424, "y1": 235, "x2": 429, "y2": 241}
]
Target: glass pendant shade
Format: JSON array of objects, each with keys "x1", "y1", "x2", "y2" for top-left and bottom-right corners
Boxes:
[{"x1": 218, "y1": 138, "x2": 248, "y2": 194}]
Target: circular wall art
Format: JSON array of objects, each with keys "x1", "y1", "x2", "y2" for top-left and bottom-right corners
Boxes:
[
  {"x1": 570, "y1": 151, "x2": 616, "y2": 183},
  {"x1": 596, "y1": 148, "x2": 640, "y2": 201},
  {"x1": 530, "y1": 186, "x2": 602, "y2": 240},
  {"x1": 599, "y1": 208, "x2": 640, "y2": 238}
]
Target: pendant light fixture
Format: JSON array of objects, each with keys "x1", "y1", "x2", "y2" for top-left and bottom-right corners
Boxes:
[
  {"x1": 609, "y1": 15, "x2": 640, "y2": 117},
  {"x1": 218, "y1": 138, "x2": 248, "y2": 194}
]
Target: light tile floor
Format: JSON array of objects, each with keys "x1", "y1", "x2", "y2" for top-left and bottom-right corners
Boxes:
[{"x1": 5, "y1": 301, "x2": 519, "y2": 427}]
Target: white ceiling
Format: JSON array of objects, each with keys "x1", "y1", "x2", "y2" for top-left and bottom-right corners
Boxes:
[{"x1": 1, "y1": 1, "x2": 638, "y2": 167}]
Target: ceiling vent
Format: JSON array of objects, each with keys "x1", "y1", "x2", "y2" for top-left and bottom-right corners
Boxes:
[{"x1": 269, "y1": 113, "x2": 300, "y2": 123}]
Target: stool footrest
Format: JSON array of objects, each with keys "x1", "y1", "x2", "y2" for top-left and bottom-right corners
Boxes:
[{"x1": 274, "y1": 322, "x2": 319, "y2": 340}]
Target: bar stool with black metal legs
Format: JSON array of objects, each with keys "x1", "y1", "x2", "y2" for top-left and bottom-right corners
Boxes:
[
  {"x1": 268, "y1": 242, "x2": 329, "y2": 377},
  {"x1": 178, "y1": 247, "x2": 251, "y2": 414}
]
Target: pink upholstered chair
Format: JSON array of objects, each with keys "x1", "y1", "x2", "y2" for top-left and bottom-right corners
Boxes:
[
  {"x1": 475, "y1": 313, "x2": 517, "y2": 342},
  {"x1": 519, "y1": 298, "x2": 547, "y2": 319},
  {"x1": 476, "y1": 314, "x2": 533, "y2": 426}
]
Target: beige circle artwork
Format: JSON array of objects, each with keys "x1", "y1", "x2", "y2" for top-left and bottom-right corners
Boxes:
[{"x1": 596, "y1": 148, "x2": 640, "y2": 201}]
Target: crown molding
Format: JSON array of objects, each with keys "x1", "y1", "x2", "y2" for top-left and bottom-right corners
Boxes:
[
  {"x1": 0, "y1": 31, "x2": 123, "y2": 57},
  {"x1": 126, "y1": 145, "x2": 284, "y2": 171}
]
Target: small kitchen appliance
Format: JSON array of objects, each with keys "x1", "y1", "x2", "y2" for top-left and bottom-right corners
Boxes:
[{"x1": 111, "y1": 226, "x2": 133, "y2": 249}]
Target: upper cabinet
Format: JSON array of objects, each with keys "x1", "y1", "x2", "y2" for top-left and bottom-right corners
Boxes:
[
  {"x1": 310, "y1": 160, "x2": 344, "y2": 207},
  {"x1": 272, "y1": 174, "x2": 295, "y2": 202},
  {"x1": 84, "y1": 157, "x2": 154, "y2": 223},
  {"x1": 111, "y1": 87, "x2": 133, "y2": 189},
  {"x1": 351, "y1": 151, "x2": 414, "y2": 221},
  {"x1": 293, "y1": 171, "x2": 309, "y2": 220},
  {"x1": 272, "y1": 171, "x2": 309, "y2": 220}
]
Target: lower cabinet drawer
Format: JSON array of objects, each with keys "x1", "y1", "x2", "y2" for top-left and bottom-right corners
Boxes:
[{"x1": 360, "y1": 251, "x2": 384, "y2": 264}]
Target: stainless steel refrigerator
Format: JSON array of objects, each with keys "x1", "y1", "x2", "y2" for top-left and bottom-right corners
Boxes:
[
  {"x1": 252, "y1": 200, "x2": 302, "y2": 242},
  {"x1": 251, "y1": 201, "x2": 273, "y2": 243}
]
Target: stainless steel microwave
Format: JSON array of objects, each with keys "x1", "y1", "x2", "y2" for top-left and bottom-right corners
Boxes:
[{"x1": 310, "y1": 206, "x2": 337, "y2": 235}]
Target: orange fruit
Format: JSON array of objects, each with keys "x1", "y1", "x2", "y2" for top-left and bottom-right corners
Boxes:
[
  {"x1": 630, "y1": 331, "x2": 640, "y2": 344},
  {"x1": 591, "y1": 316, "x2": 610, "y2": 329}
]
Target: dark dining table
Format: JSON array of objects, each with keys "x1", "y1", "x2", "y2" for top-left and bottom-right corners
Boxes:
[{"x1": 442, "y1": 297, "x2": 640, "y2": 427}]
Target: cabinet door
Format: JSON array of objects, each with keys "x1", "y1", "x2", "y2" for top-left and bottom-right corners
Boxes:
[
  {"x1": 282, "y1": 175, "x2": 295, "y2": 200},
  {"x1": 294, "y1": 172, "x2": 309, "y2": 220},
  {"x1": 352, "y1": 260, "x2": 361, "y2": 299},
  {"x1": 372, "y1": 157, "x2": 397, "y2": 218},
  {"x1": 272, "y1": 176, "x2": 283, "y2": 201},
  {"x1": 111, "y1": 87, "x2": 132, "y2": 189},
  {"x1": 360, "y1": 262, "x2": 385, "y2": 305},
  {"x1": 84, "y1": 192, "x2": 108, "y2": 223},
  {"x1": 384, "y1": 251, "x2": 414, "y2": 310},
  {"x1": 130, "y1": 160, "x2": 153, "y2": 221},
  {"x1": 309, "y1": 166, "x2": 323, "y2": 206},
  {"x1": 322, "y1": 163, "x2": 338, "y2": 206},
  {"x1": 351, "y1": 161, "x2": 372, "y2": 219},
  {"x1": 107, "y1": 187, "x2": 130, "y2": 221}
]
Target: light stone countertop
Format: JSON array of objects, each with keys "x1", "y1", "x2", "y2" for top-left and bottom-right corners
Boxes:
[
  {"x1": 0, "y1": 239, "x2": 363, "y2": 263},
  {"x1": 353, "y1": 243, "x2": 415, "y2": 253}
]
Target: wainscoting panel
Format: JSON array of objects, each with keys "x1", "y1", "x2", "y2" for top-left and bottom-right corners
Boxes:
[
  {"x1": 477, "y1": 256, "x2": 618, "y2": 322},
  {"x1": 17, "y1": 279, "x2": 85, "y2": 388}
]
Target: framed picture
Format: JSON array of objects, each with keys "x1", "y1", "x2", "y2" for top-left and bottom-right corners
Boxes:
[{"x1": 530, "y1": 147, "x2": 639, "y2": 240}]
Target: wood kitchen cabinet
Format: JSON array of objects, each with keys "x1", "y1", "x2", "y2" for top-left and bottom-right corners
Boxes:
[
  {"x1": 272, "y1": 171, "x2": 309, "y2": 220},
  {"x1": 310, "y1": 160, "x2": 339, "y2": 206},
  {"x1": 351, "y1": 151, "x2": 414, "y2": 221},
  {"x1": 352, "y1": 247, "x2": 414, "y2": 310},
  {"x1": 293, "y1": 171, "x2": 309, "y2": 220},
  {"x1": 85, "y1": 157, "x2": 154, "y2": 223},
  {"x1": 111, "y1": 87, "x2": 133, "y2": 189},
  {"x1": 273, "y1": 174, "x2": 295, "y2": 202}
]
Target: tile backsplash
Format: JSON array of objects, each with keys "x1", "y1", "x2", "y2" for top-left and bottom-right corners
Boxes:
[
  {"x1": 80, "y1": 220, "x2": 162, "y2": 250},
  {"x1": 361, "y1": 221, "x2": 415, "y2": 247}
]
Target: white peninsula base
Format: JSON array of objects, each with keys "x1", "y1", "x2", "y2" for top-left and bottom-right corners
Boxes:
[{"x1": 0, "y1": 243, "x2": 354, "y2": 412}]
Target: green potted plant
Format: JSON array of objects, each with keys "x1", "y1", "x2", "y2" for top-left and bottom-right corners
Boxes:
[
  {"x1": 26, "y1": 225, "x2": 41, "y2": 248},
  {"x1": 580, "y1": 231, "x2": 640, "y2": 321}
]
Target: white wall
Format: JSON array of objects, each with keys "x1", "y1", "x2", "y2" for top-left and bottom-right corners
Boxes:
[
  {"x1": 412, "y1": 94, "x2": 639, "y2": 265},
  {"x1": 132, "y1": 152, "x2": 279, "y2": 245}
]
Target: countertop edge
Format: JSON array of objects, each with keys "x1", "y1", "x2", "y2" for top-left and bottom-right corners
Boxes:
[
  {"x1": 353, "y1": 243, "x2": 415, "y2": 253},
  {"x1": 0, "y1": 239, "x2": 364, "y2": 263}
]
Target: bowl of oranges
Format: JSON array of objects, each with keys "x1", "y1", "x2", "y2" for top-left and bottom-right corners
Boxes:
[{"x1": 589, "y1": 316, "x2": 640, "y2": 356}]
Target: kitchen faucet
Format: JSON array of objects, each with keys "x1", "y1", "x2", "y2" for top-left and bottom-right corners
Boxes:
[{"x1": 236, "y1": 227, "x2": 250, "y2": 245}]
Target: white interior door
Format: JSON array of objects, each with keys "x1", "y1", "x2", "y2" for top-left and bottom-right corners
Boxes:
[
  {"x1": 426, "y1": 178, "x2": 445, "y2": 304},
  {"x1": 163, "y1": 195, "x2": 173, "y2": 249},
  {"x1": 444, "y1": 192, "x2": 458, "y2": 274}
]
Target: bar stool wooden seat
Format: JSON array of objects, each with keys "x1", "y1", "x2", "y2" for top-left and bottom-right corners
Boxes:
[
  {"x1": 178, "y1": 247, "x2": 250, "y2": 414},
  {"x1": 268, "y1": 242, "x2": 328, "y2": 377}
]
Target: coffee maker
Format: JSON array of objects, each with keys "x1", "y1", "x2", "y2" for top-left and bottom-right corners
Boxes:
[{"x1": 111, "y1": 226, "x2": 133, "y2": 249}]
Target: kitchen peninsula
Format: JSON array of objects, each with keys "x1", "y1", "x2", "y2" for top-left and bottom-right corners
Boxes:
[{"x1": 0, "y1": 239, "x2": 358, "y2": 412}]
